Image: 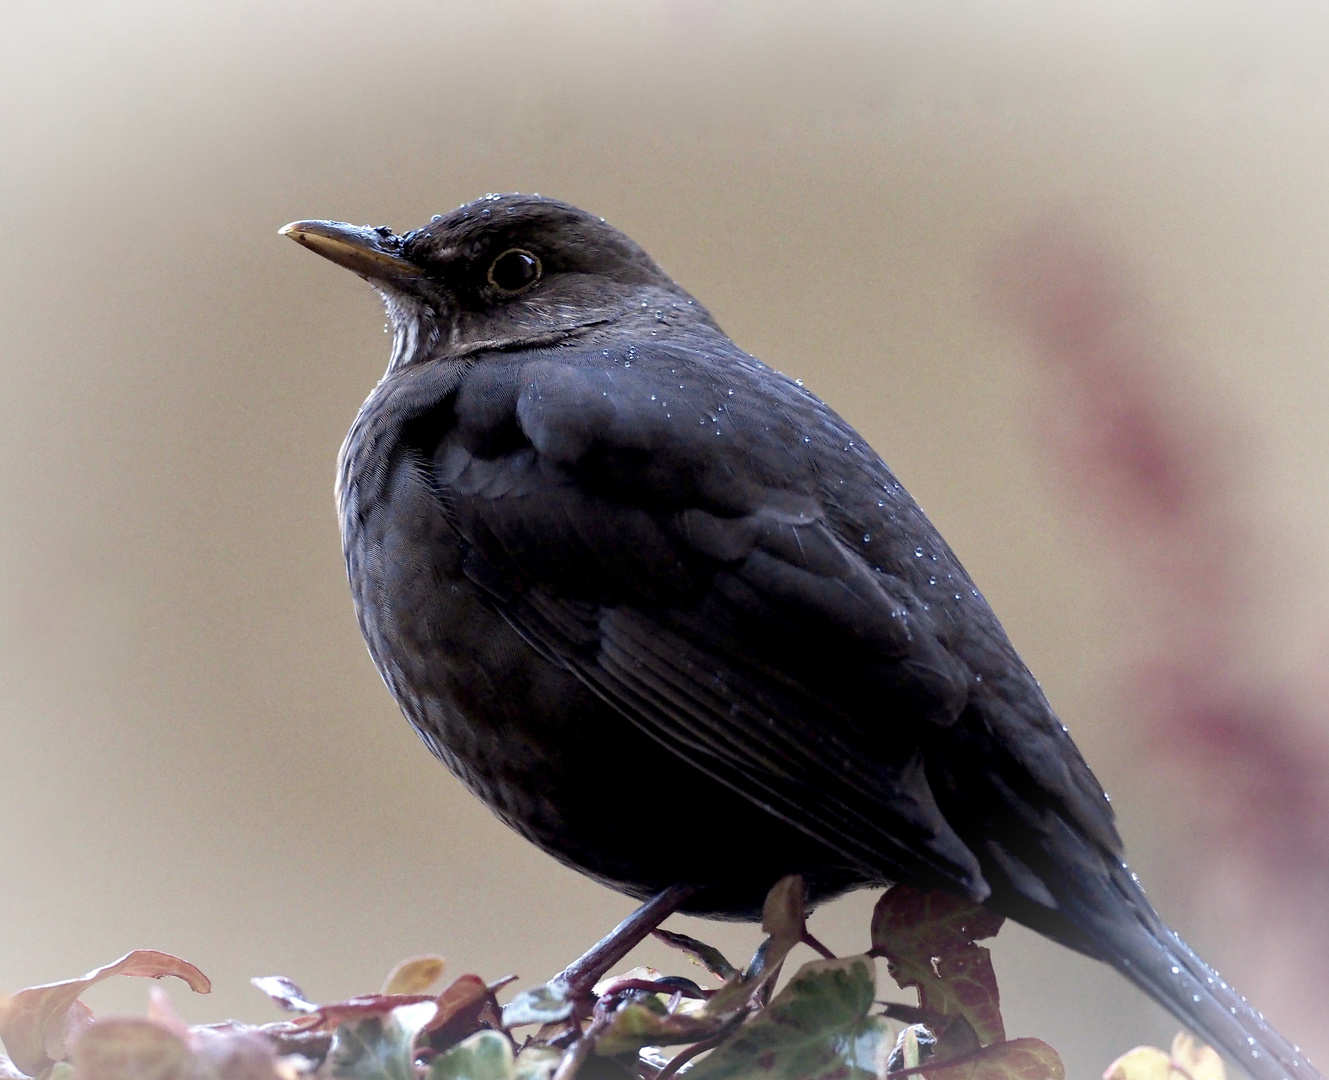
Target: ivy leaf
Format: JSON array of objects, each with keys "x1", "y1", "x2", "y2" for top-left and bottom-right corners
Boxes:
[
  {"x1": 705, "y1": 876, "x2": 808, "y2": 1016},
  {"x1": 919, "y1": 1037, "x2": 1064, "y2": 1080},
  {"x1": 595, "y1": 1000, "x2": 728, "y2": 1057},
  {"x1": 326, "y1": 1002, "x2": 437, "y2": 1080},
  {"x1": 688, "y1": 955, "x2": 893, "y2": 1080},
  {"x1": 870, "y1": 886, "x2": 1006, "y2": 1047},
  {"x1": 426, "y1": 1031, "x2": 514, "y2": 1080},
  {"x1": 500, "y1": 983, "x2": 575, "y2": 1029}
]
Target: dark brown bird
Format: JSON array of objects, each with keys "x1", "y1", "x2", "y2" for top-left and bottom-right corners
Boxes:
[{"x1": 281, "y1": 194, "x2": 1316, "y2": 1080}]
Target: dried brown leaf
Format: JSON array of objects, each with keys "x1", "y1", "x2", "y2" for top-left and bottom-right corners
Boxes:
[
  {"x1": 871, "y1": 886, "x2": 1006, "y2": 1047},
  {"x1": 0, "y1": 952, "x2": 210, "y2": 1077}
]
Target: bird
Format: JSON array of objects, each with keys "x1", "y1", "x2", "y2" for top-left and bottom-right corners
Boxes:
[{"x1": 281, "y1": 193, "x2": 1317, "y2": 1080}]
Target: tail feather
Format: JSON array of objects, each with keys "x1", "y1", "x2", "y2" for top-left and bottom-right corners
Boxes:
[
  {"x1": 1042, "y1": 823, "x2": 1319, "y2": 1080},
  {"x1": 1097, "y1": 892, "x2": 1313, "y2": 1080}
]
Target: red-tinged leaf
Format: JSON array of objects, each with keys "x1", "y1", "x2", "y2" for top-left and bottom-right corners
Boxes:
[
  {"x1": 424, "y1": 976, "x2": 491, "y2": 1049},
  {"x1": 906, "y1": 1038, "x2": 1064, "y2": 1080},
  {"x1": 69, "y1": 1019, "x2": 192, "y2": 1080},
  {"x1": 250, "y1": 979, "x2": 441, "y2": 1034},
  {"x1": 0, "y1": 952, "x2": 210, "y2": 1077},
  {"x1": 52, "y1": 1001, "x2": 95, "y2": 1065},
  {"x1": 310, "y1": 996, "x2": 438, "y2": 1031},
  {"x1": 382, "y1": 957, "x2": 447, "y2": 997},
  {"x1": 871, "y1": 886, "x2": 1006, "y2": 1047}
]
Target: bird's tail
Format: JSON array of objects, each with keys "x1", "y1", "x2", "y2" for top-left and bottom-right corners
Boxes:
[{"x1": 1050, "y1": 842, "x2": 1320, "y2": 1080}]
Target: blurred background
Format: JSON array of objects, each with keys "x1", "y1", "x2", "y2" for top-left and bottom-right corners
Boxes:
[{"x1": 3, "y1": 1, "x2": 1329, "y2": 1074}]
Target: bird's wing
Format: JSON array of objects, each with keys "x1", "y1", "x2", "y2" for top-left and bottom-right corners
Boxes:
[{"x1": 415, "y1": 342, "x2": 1116, "y2": 901}]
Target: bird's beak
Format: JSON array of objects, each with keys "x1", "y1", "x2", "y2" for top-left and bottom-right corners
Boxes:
[{"x1": 279, "y1": 220, "x2": 424, "y2": 282}]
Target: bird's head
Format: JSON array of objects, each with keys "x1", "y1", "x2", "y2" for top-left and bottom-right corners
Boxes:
[{"x1": 281, "y1": 193, "x2": 713, "y2": 370}]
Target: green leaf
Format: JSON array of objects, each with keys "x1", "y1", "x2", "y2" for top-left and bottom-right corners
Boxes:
[
  {"x1": 328, "y1": 1002, "x2": 438, "y2": 1080},
  {"x1": 652, "y1": 930, "x2": 739, "y2": 982},
  {"x1": 595, "y1": 1000, "x2": 728, "y2": 1057},
  {"x1": 500, "y1": 982, "x2": 575, "y2": 1028},
  {"x1": 427, "y1": 1031, "x2": 515, "y2": 1080},
  {"x1": 688, "y1": 955, "x2": 893, "y2": 1080}
]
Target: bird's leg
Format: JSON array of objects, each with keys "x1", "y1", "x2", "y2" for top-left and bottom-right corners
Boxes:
[{"x1": 555, "y1": 883, "x2": 698, "y2": 997}]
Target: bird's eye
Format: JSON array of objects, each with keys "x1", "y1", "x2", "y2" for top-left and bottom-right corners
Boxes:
[{"x1": 487, "y1": 248, "x2": 542, "y2": 294}]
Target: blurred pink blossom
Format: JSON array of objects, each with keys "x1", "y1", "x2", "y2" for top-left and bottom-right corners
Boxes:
[{"x1": 993, "y1": 218, "x2": 1329, "y2": 1030}]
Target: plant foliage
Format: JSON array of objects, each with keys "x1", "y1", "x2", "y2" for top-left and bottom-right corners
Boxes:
[{"x1": 0, "y1": 881, "x2": 1218, "y2": 1080}]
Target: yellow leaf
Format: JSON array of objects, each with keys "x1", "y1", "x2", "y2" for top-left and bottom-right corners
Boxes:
[
  {"x1": 1170, "y1": 1033, "x2": 1226, "y2": 1080},
  {"x1": 381, "y1": 956, "x2": 447, "y2": 996},
  {"x1": 1104, "y1": 1035, "x2": 1226, "y2": 1080},
  {"x1": 1104, "y1": 1045, "x2": 1175, "y2": 1080}
]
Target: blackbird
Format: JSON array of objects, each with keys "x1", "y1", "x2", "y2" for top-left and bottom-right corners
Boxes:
[{"x1": 281, "y1": 194, "x2": 1316, "y2": 1080}]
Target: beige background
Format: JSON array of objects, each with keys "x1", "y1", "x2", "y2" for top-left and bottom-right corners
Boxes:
[{"x1": 3, "y1": 2, "x2": 1329, "y2": 1075}]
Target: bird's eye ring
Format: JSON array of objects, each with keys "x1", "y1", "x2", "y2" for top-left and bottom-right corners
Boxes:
[{"x1": 487, "y1": 248, "x2": 542, "y2": 294}]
